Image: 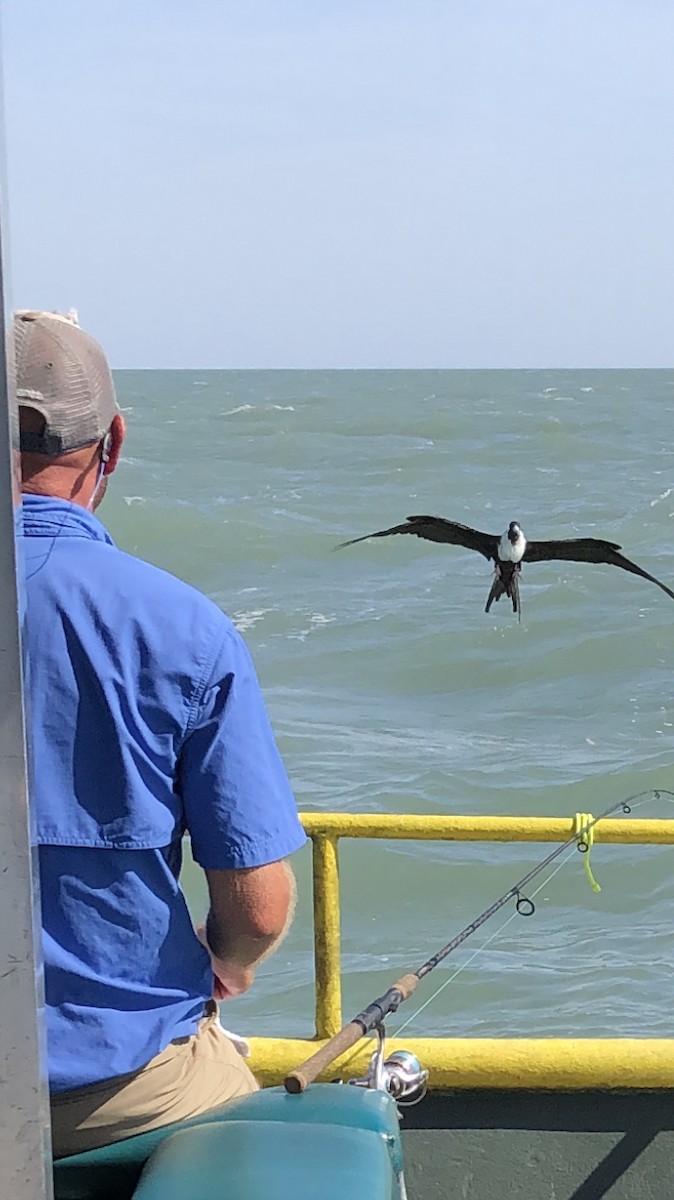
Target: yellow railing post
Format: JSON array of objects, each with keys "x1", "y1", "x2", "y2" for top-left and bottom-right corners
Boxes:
[{"x1": 311, "y1": 834, "x2": 342, "y2": 1038}]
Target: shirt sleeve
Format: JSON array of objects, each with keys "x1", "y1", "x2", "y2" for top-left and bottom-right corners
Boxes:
[{"x1": 177, "y1": 618, "x2": 307, "y2": 870}]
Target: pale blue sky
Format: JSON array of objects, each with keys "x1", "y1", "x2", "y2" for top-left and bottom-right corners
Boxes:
[{"x1": 2, "y1": 1, "x2": 673, "y2": 368}]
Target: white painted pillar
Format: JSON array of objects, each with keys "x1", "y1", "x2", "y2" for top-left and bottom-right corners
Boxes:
[{"x1": 0, "y1": 107, "x2": 53, "y2": 1200}]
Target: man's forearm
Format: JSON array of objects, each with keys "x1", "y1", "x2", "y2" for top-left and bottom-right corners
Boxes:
[{"x1": 205, "y1": 860, "x2": 297, "y2": 972}]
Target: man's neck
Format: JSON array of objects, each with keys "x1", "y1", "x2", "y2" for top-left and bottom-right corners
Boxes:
[{"x1": 21, "y1": 469, "x2": 98, "y2": 510}]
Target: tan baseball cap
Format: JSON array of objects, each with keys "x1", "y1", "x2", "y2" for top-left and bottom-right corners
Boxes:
[{"x1": 14, "y1": 309, "x2": 119, "y2": 454}]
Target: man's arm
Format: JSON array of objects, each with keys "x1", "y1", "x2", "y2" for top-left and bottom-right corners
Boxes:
[{"x1": 198, "y1": 859, "x2": 297, "y2": 998}]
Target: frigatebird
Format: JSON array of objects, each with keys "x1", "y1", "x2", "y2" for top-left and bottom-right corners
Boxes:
[{"x1": 337, "y1": 516, "x2": 674, "y2": 619}]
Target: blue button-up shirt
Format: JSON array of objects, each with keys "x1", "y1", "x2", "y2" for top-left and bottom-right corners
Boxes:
[{"x1": 21, "y1": 495, "x2": 306, "y2": 1092}]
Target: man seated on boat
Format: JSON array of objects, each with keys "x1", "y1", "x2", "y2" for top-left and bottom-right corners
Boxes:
[{"x1": 15, "y1": 309, "x2": 306, "y2": 1158}]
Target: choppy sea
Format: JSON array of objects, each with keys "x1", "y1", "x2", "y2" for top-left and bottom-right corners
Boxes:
[{"x1": 103, "y1": 369, "x2": 674, "y2": 1040}]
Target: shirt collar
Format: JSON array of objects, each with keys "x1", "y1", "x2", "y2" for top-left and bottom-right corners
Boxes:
[{"x1": 20, "y1": 494, "x2": 116, "y2": 546}]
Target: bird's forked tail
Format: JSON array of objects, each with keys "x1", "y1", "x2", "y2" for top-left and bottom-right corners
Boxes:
[
  {"x1": 485, "y1": 573, "x2": 506, "y2": 613},
  {"x1": 485, "y1": 565, "x2": 521, "y2": 622}
]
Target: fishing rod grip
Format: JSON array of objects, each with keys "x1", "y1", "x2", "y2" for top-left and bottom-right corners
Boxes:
[
  {"x1": 284, "y1": 973, "x2": 420, "y2": 1094},
  {"x1": 284, "y1": 1021, "x2": 364, "y2": 1093}
]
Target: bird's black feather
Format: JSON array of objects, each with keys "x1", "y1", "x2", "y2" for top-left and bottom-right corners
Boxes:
[
  {"x1": 523, "y1": 537, "x2": 674, "y2": 600},
  {"x1": 337, "y1": 515, "x2": 499, "y2": 560}
]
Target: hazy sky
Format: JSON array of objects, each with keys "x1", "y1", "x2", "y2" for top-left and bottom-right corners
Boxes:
[{"x1": 2, "y1": 1, "x2": 673, "y2": 368}]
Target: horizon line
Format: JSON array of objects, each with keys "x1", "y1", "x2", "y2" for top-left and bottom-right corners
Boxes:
[{"x1": 110, "y1": 364, "x2": 674, "y2": 373}]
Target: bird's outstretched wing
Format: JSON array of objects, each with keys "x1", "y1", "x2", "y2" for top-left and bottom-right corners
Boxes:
[
  {"x1": 336, "y1": 515, "x2": 500, "y2": 561},
  {"x1": 523, "y1": 537, "x2": 674, "y2": 601}
]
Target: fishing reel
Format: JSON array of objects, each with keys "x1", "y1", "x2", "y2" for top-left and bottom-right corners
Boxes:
[{"x1": 349, "y1": 1024, "x2": 428, "y2": 1106}]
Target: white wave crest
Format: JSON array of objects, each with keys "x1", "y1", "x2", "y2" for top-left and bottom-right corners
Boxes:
[
  {"x1": 222, "y1": 403, "x2": 295, "y2": 416},
  {"x1": 232, "y1": 608, "x2": 271, "y2": 632}
]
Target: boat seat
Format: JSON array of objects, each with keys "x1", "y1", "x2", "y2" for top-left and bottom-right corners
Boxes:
[
  {"x1": 53, "y1": 1083, "x2": 402, "y2": 1200},
  {"x1": 133, "y1": 1118, "x2": 396, "y2": 1200}
]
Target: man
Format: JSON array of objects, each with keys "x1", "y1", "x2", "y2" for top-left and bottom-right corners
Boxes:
[{"x1": 15, "y1": 309, "x2": 306, "y2": 1158}]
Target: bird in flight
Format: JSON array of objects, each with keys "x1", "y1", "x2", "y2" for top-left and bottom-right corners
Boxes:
[{"x1": 336, "y1": 516, "x2": 674, "y2": 619}]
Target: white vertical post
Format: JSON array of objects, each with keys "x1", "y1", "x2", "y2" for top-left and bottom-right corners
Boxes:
[{"x1": 0, "y1": 52, "x2": 53, "y2": 1200}]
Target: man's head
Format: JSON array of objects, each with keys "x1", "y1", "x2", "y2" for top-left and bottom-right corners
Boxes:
[{"x1": 15, "y1": 310, "x2": 125, "y2": 509}]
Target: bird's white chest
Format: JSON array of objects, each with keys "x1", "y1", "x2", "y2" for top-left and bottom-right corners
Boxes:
[{"x1": 498, "y1": 532, "x2": 527, "y2": 563}]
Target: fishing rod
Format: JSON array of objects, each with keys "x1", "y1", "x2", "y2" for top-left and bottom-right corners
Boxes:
[{"x1": 285, "y1": 788, "x2": 673, "y2": 1093}]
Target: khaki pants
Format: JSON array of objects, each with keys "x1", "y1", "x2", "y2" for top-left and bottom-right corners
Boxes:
[{"x1": 50, "y1": 1002, "x2": 258, "y2": 1159}]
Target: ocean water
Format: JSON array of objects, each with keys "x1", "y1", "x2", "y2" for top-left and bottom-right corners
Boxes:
[{"x1": 104, "y1": 369, "x2": 674, "y2": 1042}]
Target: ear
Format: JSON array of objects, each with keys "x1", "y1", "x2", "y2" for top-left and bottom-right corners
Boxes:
[{"x1": 103, "y1": 413, "x2": 126, "y2": 475}]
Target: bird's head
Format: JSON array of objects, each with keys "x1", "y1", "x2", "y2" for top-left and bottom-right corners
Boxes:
[{"x1": 507, "y1": 521, "x2": 522, "y2": 543}]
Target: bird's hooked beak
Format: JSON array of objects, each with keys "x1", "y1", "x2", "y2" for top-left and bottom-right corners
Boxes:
[{"x1": 507, "y1": 522, "x2": 521, "y2": 543}]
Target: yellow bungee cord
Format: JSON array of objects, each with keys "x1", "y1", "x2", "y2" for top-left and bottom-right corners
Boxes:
[{"x1": 573, "y1": 811, "x2": 602, "y2": 893}]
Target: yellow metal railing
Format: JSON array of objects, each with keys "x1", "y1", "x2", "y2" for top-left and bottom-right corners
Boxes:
[
  {"x1": 246, "y1": 812, "x2": 674, "y2": 1088},
  {"x1": 301, "y1": 812, "x2": 674, "y2": 1039}
]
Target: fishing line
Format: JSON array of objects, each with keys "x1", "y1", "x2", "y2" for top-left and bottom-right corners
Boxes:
[
  {"x1": 411, "y1": 789, "x2": 670, "y2": 985},
  {"x1": 393, "y1": 788, "x2": 674, "y2": 1037},
  {"x1": 392, "y1": 844, "x2": 573, "y2": 1038},
  {"x1": 345, "y1": 828, "x2": 591, "y2": 1064}
]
